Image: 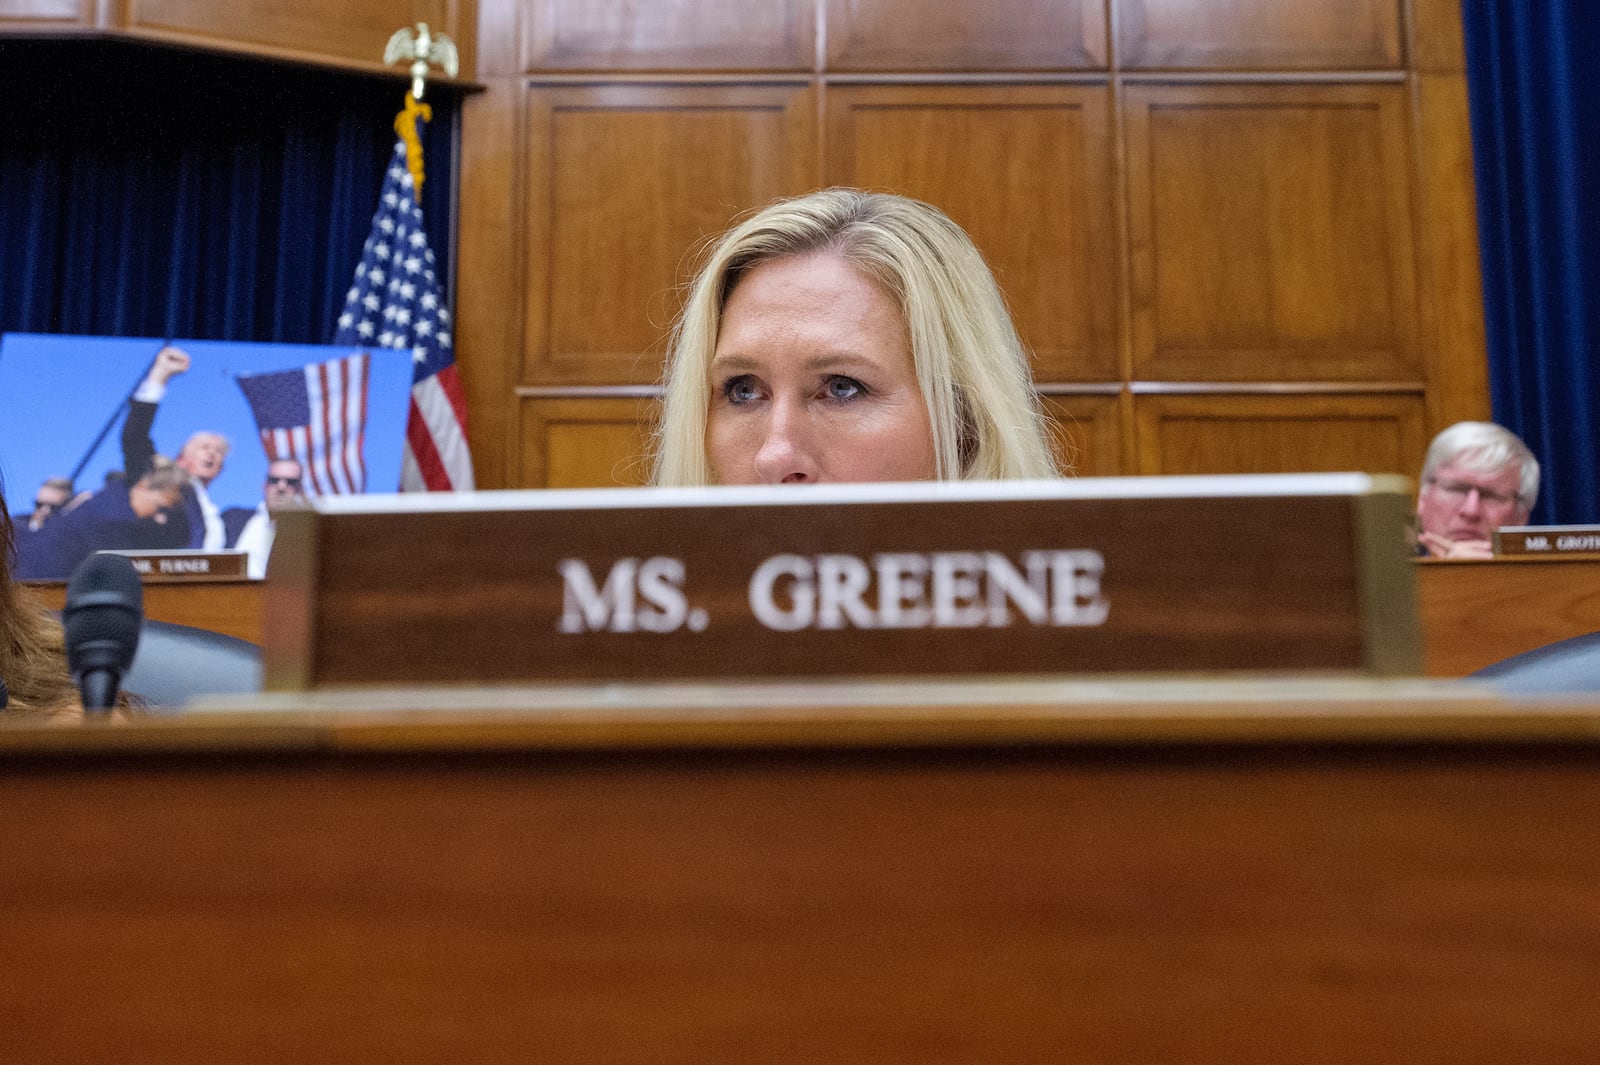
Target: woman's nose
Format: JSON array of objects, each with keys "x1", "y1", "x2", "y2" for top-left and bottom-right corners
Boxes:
[{"x1": 752, "y1": 401, "x2": 821, "y2": 484}]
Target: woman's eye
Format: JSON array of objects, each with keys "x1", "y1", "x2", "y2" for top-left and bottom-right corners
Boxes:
[
  {"x1": 824, "y1": 376, "x2": 864, "y2": 401},
  {"x1": 722, "y1": 376, "x2": 760, "y2": 404}
]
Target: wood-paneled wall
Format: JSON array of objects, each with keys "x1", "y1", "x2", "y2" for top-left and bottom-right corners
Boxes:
[
  {"x1": 0, "y1": 0, "x2": 475, "y2": 78},
  {"x1": 457, "y1": 0, "x2": 1487, "y2": 489}
]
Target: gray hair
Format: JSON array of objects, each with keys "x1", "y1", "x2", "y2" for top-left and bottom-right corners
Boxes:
[{"x1": 1422, "y1": 421, "x2": 1540, "y2": 506}]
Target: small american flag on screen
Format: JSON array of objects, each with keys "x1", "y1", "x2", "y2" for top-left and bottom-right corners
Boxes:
[{"x1": 234, "y1": 353, "x2": 371, "y2": 496}]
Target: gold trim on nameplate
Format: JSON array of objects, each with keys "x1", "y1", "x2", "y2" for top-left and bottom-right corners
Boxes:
[
  {"x1": 1494, "y1": 525, "x2": 1600, "y2": 558},
  {"x1": 101, "y1": 549, "x2": 249, "y2": 582},
  {"x1": 1353, "y1": 477, "x2": 1423, "y2": 676}
]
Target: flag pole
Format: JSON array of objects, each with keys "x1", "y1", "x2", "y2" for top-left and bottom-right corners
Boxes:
[
  {"x1": 67, "y1": 342, "x2": 167, "y2": 486},
  {"x1": 331, "y1": 25, "x2": 473, "y2": 493}
]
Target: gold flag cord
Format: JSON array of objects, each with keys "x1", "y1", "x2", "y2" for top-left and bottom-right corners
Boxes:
[{"x1": 395, "y1": 94, "x2": 433, "y2": 202}]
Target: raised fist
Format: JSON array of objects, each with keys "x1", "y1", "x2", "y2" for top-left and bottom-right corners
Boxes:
[{"x1": 150, "y1": 346, "x2": 192, "y2": 384}]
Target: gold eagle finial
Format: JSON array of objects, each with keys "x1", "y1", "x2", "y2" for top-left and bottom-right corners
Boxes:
[{"x1": 384, "y1": 22, "x2": 460, "y2": 101}]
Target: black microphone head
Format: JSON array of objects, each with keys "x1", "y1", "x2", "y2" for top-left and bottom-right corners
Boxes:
[{"x1": 64, "y1": 552, "x2": 144, "y2": 682}]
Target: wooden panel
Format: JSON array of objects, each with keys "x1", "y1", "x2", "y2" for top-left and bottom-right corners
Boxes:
[
  {"x1": 1417, "y1": 558, "x2": 1600, "y2": 676},
  {"x1": 524, "y1": 0, "x2": 812, "y2": 71},
  {"x1": 1411, "y1": 0, "x2": 1467, "y2": 74},
  {"x1": 5, "y1": 719, "x2": 1600, "y2": 1063},
  {"x1": 825, "y1": 0, "x2": 1106, "y2": 71},
  {"x1": 523, "y1": 82, "x2": 817, "y2": 385},
  {"x1": 121, "y1": 0, "x2": 474, "y2": 78},
  {"x1": 518, "y1": 395, "x2": 654, "y2": 488},
  {"x1": 1118, "y1": 0, "x2": 1403, "y2": 69},
  {"x1": 1133, "y1": 392, "x2": 1428, "y2": 476},
  {"x1": 0, "y1": 0, "x2": 93, "y2": 27},
  {"x1": 1041, "y1": 393, "x2": 1122, "y2": 476},
  {"x1": 827, "y1": 84, "x2": 1118, "y2": 382},
  {"x1": 1126, "y1": 84, "x2": 1420, "y2": 382},
  {"x1": 1412, "y1": 74, "x2": 1490, "y2": 428},
  {"x1": 26, "y1": 581, "x2": 262, "y2": 645},
  {"x1": 456, "y1": 74, "x2": 523, "y2": 488},
  {"x1": 474, "y1": 0, "x2": 518, "y2": 75}
]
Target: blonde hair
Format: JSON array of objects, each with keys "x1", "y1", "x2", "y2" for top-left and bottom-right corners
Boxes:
[
  {"x1": 1, "y1": 476, "x2": 78, "y2": 714},
  {"x1": 139, "y1": 462, "x2": 191, "y2": 495},
  {"x1": 652, "y1": 188, "x2": 1060, "y2": 486},
  {"x1": 181, "y1": 431, "x2": 231, "y2": 459}
]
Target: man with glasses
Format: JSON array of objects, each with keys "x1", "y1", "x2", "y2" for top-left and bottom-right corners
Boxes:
[
  {"x1": 223, "y1": 460, "x2": 305, "y2": 579},
  {"x1": 11, "y1": 476, "x2": 78, "y2": 563},
  {"x1": 15, "y1": 465, "x2": 189, "y2": 580},
  {"x1": 1416, "y1": 422, "x2": 1540, "y2": 560},
  {"x1": 25, "y1": 477, "x2": 76, "y2": 533}
]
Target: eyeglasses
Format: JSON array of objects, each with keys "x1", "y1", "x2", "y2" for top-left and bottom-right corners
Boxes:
[
  {"x1": 33, "y1": 499, "x2": 63, "y2": 512},
  {"x1": 1426, "y1": 477, "x2": 1520, "y2": 508},
  {"x1": 266, "y1": 476, "x2": 302, "y2": 488}
]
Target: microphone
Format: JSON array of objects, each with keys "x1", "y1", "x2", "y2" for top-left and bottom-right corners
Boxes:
[{"x1": 63, "y1": 553, "x2": 144, "y2": 712}]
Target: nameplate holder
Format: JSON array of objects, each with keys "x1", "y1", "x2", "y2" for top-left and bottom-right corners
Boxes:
[
  {"x1": 101, "y1": 549, "x2": 250, "y2": 582},
  {"x1": 1494, "y1": 526, "x2": 1600, "y2": 558},
  {"x1": 263, "y1": 475, "x2": 1420, "y2": 690}
]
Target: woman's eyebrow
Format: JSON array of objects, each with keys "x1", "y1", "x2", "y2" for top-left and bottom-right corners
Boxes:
[
  {"x1": 802, "y1": 353, "x2": 878, "y2": 374},
  {"x1": 710, "y1": 352, "x2": 876, "y2": 374}
]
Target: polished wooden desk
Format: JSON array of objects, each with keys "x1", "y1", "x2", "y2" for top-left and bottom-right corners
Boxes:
[
  {"x1": 2, "y1": 679, "x2": 1597, "y2": 1064},
  {"x1": 1416, "y1": 557, "x2": 1600, "y2": 675},
  {"x1": 26, "y1": 578, "x2": 263, "y2": 645}
]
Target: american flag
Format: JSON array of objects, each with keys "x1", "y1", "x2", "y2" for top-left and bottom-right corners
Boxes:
[
  {"x1": 235, "y1": 353, "x2": 371, "y2": 495},
  {"x1": 332, "y1": 123, "x2": 474, "y2": 491}
]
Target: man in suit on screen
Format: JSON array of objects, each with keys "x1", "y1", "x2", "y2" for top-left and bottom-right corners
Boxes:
[
  {"x1": 121, "y1": 346, "x2": 231, "y2": 551},
  {"x1": 13, "y1": 464, "x2": 189, "y2": 580},
  {"x1": 223, "y1": 459, "x2": 305, "y2": 579}
]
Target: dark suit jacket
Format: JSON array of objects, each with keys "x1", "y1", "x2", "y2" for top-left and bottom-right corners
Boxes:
[
  {"x1": 13, "y1": 482, "x2": 186, "y2": 580},
  {"x1": 222, "y1": 506, "x2": 256, "y2": 548},
  {"x1": 122, "y1": 398, "x2": 202, "y2": 549}
]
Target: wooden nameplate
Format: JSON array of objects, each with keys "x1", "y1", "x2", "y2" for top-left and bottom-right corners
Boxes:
[
  {"x1": 263, "y1": 475, "x2": 1420, "y2": 689},
  {"x1": 101, "y1": 549, "x2": 250, "y2": 582},
  {"x1": 1494, "y1": 525, "x2": 1600, "y2": 558}
]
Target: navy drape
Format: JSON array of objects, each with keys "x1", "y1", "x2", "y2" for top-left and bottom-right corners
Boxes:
[
  {"x1": 0, "y1": 41, "x2": 456, "y2": 347},
  {"x1": 1462, "y1": 0, "x2": 1600, "y2": 524}
]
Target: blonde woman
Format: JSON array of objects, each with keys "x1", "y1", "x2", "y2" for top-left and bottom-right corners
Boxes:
[
  {"x1": 0, "y1": 473, "x2": 79, "y2": 715},
  {"x1": 653, "y1": 188, "x2": 1060, "y2": 486}
]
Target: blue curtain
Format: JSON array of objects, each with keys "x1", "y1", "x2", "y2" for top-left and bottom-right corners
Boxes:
[
  {"x1": 0, "y1": 40, "x2": 456, "y2": 345},
  {"x1": 1462, "y1": 1, "x2": 1600, "y2": 524}
]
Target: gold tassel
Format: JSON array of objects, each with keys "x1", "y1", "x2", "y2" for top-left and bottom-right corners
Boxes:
[{"x1": 394, "y1": 94, "x2": 433, "y2": 202}]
